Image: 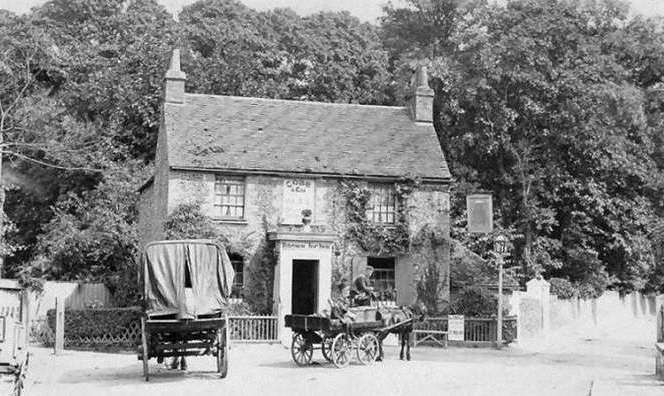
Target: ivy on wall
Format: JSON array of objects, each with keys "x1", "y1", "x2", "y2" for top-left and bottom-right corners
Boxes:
[
  {"x1": 338, "y1": 179, "x2": 418, "y2": 256},
  {"x1": 412, "y1": 223, "x2": 449, "y2": 314}
]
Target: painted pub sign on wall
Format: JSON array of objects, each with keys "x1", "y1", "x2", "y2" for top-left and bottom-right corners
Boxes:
[{"x1": 282, "y1": 179, "x2": 315, "y2": 225}]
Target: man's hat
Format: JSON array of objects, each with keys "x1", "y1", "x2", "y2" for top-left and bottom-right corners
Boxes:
[{"x1": 365, "y1": 265, "x2": 374, "y2": 271}]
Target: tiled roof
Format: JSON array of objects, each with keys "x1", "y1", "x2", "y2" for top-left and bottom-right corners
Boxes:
[{"x1": 164, "y1": 94, "x2": 450, "y2": 180}]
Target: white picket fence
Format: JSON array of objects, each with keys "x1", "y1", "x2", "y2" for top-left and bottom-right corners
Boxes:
[{"x1": 229, "y1": 315, "x2": 278, "y2": 343}]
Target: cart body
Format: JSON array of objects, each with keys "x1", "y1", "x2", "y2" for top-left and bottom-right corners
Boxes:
[
  {"x1": 0, "y1": 279, "x2": 29, "y2": 395},
  {"x1": 137, "y1": 240, "x2": 235, "y2": 380},
  {"x1": 284, "y1": 306, "x2": 412, "y2": 368}
]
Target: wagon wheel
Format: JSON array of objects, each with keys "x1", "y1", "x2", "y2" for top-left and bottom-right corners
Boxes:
[
  {"x1": 216, "y1": 326, "x2": 229, "y2": 378},
  {"x1": 330, "y1": 333, "x2": 352, "y2": 368},
  {"x1": 291, "y1": 333, "x2": 313, "y2": 366},
  {"x1": 141, "y1": 317, "x2": 150, "y2": 382},
  {"x1": 12, "y1": 352, "x2": 29, "y2": 396},
  {"x1": 320, "y1": 336, "x2": 334, "y2": 363},
  {"x1": 356, "y1": 333, "x2": 379, "y2": 365}
]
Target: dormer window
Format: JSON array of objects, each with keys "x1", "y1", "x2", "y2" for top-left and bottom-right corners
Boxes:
[{"x1": 367, "y1": 183, "x2": 396, "y2": 224}]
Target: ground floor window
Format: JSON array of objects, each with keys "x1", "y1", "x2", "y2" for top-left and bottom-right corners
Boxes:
[
  {"x1": 368, "y1": 256, "x2": 396, "y2": 301},
  {"x1": 229, "y1": 253, "x2": 244, "y2": 299}
]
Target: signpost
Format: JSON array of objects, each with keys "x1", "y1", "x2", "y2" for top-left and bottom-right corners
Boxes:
[
  {"x1": 448, "y1": 315, "x2": 465, "y2": 342},
  {"x1": 494, "y1": 234, "x2": 508, "y2": 349},
  {"x1": 466, "y1": 193, "x2": 510, "y2": 348}
]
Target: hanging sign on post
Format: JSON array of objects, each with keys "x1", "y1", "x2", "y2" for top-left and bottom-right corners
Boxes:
[{"x1": 467, "y1": 194, "x2": 493, "y2": 233}]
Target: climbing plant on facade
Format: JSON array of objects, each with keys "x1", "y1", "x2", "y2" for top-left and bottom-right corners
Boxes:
[{"x1": 338, "y1": 179, "x2": 418, "y2": 256}]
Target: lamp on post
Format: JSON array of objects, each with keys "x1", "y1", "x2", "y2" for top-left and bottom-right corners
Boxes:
[{"x1": 494, "y1": 234, "x2": 508, "y2": 349}]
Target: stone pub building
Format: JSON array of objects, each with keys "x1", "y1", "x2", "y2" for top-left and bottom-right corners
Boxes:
[{"x1": 138, "y1": 50, "x2": 452, "y2": 343}]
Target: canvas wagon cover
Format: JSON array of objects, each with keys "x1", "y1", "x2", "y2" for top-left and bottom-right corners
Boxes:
[{"x1": 143, "y1": 240, "x2": 235, "y2": 317}]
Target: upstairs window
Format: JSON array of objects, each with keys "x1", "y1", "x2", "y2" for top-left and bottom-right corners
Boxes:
[
  {"x1": 215, "y1": 176, "x2": 245, "y2": 219},
  {"x1": 367, "y1": 183, "x2": 396, "y2": 224},
  {"x1": 229, "y1": 254, "x2": 244, "y2": 299}
]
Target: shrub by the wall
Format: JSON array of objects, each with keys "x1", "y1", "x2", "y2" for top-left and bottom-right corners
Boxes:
[
  {"x1": 451, "y1": 286, "x2": 497, "y2": 317},
  {"x1": 549, "y1": 277, "x2": 576, "y2": 299},
  {"x1": 451, "y1": 286, "x2": 510, "y2": 317}
]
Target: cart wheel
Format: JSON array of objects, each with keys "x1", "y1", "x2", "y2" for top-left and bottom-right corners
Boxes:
[
  {"x1": 12, "y1": 352, "x2": 29, "y2": 396},
  {"x1": 217, "y1": 327, "x2": 229, "y2": 378},
  {"x1": 321, "y1": 336, "x2": 334, "y2": 363},
  {"x1": 330, "y1": 333, "x2": 352, "y2": 368},
  {"x1": 291, "y1": 333, "x2": 313, "y2": 366},
  {"x1": 356, "y1": 333, "x2": 379, "y2": 365},
  {"x1": 141, "y1": 317, "x2": 150, "y2": 381}
]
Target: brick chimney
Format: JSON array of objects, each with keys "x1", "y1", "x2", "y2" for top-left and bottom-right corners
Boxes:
[
  {"x1": 409, "y1": 65, "x2": 434, "y2": 123},
  {"x1": 164, "y1": 49, "x2": 186, "y2": 104}
]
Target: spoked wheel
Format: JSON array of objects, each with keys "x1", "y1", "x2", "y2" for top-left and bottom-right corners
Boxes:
[
  {"x1": 216, "y1": 326, "x2": 229, "y2": 378},
  {"x1": 356, "y1": 333, "x2": 380, "y2": 365},
  {"x1": 141, "y1": 317, "x2": 150, "y2": 382},
  {"x1": 330, "y1": 333, "x2": 352, "y2": 368},
  {"x1": 291, "y1": 333, "x2": 313, "y2": 366},
  {"x1": 12, "y1": 352, "x2": 29, "y2": 396},
  {"x1": 321, "y1": 336, "x2": 334, "y2": 363}
]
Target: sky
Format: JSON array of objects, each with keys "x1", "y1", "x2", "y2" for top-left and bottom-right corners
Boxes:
[{"x1": 1, "y1": 0, "x2": 663, "y2": 22}]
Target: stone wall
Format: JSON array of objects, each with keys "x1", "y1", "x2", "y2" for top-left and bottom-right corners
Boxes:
[
  {"x1": 512, "y1": 278, "x2": 660, "y2": 345},
  {"x1": 139, "y1": 168, "x2": 451, "y2": 311}
]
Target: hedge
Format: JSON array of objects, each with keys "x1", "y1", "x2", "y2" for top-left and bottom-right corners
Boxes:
[
  {"x1": 44, "y1": 301, "x2": 256, "y2": 350},
  {"x1": 46, "y1": 307, "x2": 142, "y2": 341}
]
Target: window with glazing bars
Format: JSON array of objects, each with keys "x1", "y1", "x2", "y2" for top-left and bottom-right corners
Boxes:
[
  {"x1": 367, "y1": 183, "x2": 396, "y2": 223},
  {"x1": 215, "y1": 176, "x2": 245, "y2": 219}
]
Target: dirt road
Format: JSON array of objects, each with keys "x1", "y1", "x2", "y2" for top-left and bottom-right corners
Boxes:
[{"x1": 24, "y1": 334, "x2": 662, "y2": 396}]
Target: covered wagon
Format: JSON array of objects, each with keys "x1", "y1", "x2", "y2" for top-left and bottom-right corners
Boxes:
[{"x1": 137, "y1": 240, "x2": 235, "y2": 381}]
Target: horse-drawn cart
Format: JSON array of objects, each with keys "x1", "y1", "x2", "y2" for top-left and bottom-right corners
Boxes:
[
  {"x1": 137, "y1": 240, "x2": 235, "y2": 381},
  {"x1": 285, "y1": 306, "x2": 414, "y2": 368},
  {"x1": 0, "y1": 280, "x2": 30, "y2": 395}
]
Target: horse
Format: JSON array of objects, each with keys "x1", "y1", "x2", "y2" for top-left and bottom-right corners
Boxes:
[{"x1": 376, "y1": 302, "x2": 426, "y2": 361}]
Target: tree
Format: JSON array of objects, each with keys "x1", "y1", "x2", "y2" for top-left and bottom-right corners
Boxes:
[
  {"x1": 23, "y1": 162, "x2": 148, "y2": 305},
  {"x1": 32, "y1": 0, "x2": 179, "y2": 159},
  {"x1": 381, "y1": 0, "x2": 664, "y2": 294},
  {"x1": 180, "y1": 0, "x2": 390, "y2": 103}
]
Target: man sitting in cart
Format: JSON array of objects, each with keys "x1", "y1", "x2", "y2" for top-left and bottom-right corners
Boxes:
[{"x1": 349, "y1": 266, "x2": 375, "y2": 306}]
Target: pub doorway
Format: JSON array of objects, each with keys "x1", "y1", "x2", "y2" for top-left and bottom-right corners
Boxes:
[{"x1": 291, "y1": 259, "x2": 319, "y2": 315}]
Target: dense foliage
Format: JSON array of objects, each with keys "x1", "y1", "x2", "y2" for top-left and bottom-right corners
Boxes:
[
  {"x1": 450, "y1": 286, "x2": 510, "y2": 317},
  {"x1": 2, "y1": 0, "x2": 664, "y2": 305},
  {"x1": 383, "y1": 0, "x2": 664, "y2": 295}
]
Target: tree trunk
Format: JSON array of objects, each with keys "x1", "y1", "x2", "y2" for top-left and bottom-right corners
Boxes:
[{"x1": 0, "y1": 120, "x2": 4, "y2": 277}]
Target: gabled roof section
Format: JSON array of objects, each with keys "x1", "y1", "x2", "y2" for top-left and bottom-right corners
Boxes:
[{"x1": 164, "y1": 94, "x2": 451, "y2": 181}]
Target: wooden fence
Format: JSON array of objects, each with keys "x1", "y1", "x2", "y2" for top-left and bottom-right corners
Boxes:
[{"x1": 415, "y1": 316, "x2": 518, "y2": 344}]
